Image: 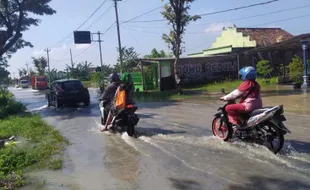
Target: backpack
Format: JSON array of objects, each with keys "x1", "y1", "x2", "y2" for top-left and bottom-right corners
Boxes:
[{"x1": 114, "y1": 86, "x2": 126, "y2": 109}]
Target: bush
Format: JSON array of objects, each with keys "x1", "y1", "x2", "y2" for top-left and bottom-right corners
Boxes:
[
  {"x1": 0, "y1": 89, "x2": 25, "y2": 119},
  {"x1": 288, "y1": 56, "x2": 304, "y2": 84},
  {"x1": 0, "y1": 115, "x2": 67, "y2": 189},
  {"x1": 256, "y1": 60, "x2": 273, "y2": 78}
]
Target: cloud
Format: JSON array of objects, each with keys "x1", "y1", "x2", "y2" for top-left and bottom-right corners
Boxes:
[{"x1": 204, "y1": 22, "x2": 234, "y2": 35}]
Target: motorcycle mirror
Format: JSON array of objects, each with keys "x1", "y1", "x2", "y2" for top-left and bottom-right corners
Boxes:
[{"x1": 221, "y1": 88, "x2": 225, "y2": 94}]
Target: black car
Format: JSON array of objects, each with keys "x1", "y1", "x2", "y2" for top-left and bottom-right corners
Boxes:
[{"x1": 46, "y1": 79, "x2": 90, "y2": 108}]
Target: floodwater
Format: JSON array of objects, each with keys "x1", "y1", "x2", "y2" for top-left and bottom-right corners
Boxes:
[{"x1": 9, "y1": 86, "x2": 310, "y2": 190}]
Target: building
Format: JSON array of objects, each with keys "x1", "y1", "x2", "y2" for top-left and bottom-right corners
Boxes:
[
  {"x1": 188, "y1": 27, "x2": 293, "y2": 57},
  {"x1": 88, "y1": 67, "x2": 97, "y2": 73}
]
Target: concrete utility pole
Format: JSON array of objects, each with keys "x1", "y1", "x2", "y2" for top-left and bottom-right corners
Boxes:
[
  {"x1": 97, "y1": 31, "x2": 103, "y2": 68},
  {"x1": 25, "y1": 63, "x2": 29, "y2": 75},
  {"x1": 70, "y1": 48, "x2": 74, "y2": 66},
  {"x1": 45, "y1": 48, "x2": 51, "y2": 85},
  {"x1": 113, "y1": 0, "x2": 123, "y2": 73},
  {"x1": 90, "y1": 32, "x2": 104, "y2": 68}
]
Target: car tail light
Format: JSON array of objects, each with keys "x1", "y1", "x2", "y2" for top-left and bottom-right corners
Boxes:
[
  {"x1": 56, "y1": 87, "x2": 64, "y2": 92},
  {"x1": 126, "y1": 104, "x2": 134, "y2": 108}
]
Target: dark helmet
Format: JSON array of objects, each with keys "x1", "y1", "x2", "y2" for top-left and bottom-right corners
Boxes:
[{"x1": 108, "y1": 72, "x2": 120, "y2": 83}]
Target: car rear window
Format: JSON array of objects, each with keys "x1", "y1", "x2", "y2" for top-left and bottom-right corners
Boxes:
[
  {"x1": 21, "y1": 80, "x2": 28, "y2": 84},
  {"x1": 61, "y1": 81, "x2": 83, "y2": 89}
]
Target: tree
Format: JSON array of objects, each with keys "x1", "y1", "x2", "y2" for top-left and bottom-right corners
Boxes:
[
  {"x1": 0, "y1": 67, "x2": 10, "y2": 81},
  {"x1": 288, "y1": 56, "x2": 304, "y2": 84},
  {"x1": 256, "y1": 60, "x2": 273, "y2": 78},
  {"x1": 144, "y1": 48, "x2": 169, "y2": 58},
  {"x1": 32, "y1": 56, "x2": 47, "y2": 75},
  {"x1": 161, "y1": 0, "x2": 200, "y2": 93},
  {"x1": 18, "y1": 68, "x2": 27, "y2": 77},
  {"x1": 0, "y1": 0, "x2": 56, "y2": 64},
  {"x1": 116, "y1": 46, "x2": 140, "y2": 72}
]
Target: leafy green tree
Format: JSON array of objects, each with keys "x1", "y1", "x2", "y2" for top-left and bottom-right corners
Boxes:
[
  {"x1": 32, "y1": 56, "x2": 47, "y2": 75},
  {"x1": 116, "y1": 46, "x2": 140, "y2": 72},
  {"x1": 18, "y1": 68, "x2": 27, "y2": 77},
  {"x1": 256, "y1": 60, "x2": 273, "y2": 78},
  {"x1": 161, "y1": 0, "x2": 200, "y2": 92},
  {"x1": 0, "y1": 67, "x2": 10, "y2": 81},
  {"x1": 0, "y1": 0, "x2": 56, "y2": 64},
  {"x1": 288, "y1": 56, "x2": 304, "y2": 84},
  {"x1": 144, "y1": 48, "x2": 169, "y2": 58}
]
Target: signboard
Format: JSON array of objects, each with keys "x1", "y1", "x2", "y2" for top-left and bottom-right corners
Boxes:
[{"x1": 73, "y1": 31, "x2": 91, "y2": 44}]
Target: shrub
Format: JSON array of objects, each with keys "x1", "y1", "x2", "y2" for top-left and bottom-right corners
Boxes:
[
  {"x1": 0, "y1": 90, "x2": 25, "y2": 119},
  {"x1": 256, "y1": 60, "x2": 273, "y2": 78},
  {"x1": 288, "y1": 56, "x2": 304, "y2": 84}
]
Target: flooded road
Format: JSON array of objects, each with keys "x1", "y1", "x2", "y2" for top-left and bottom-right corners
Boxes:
[{"x1": 10, "y1": 87, "x2": 310, "y2": 190}]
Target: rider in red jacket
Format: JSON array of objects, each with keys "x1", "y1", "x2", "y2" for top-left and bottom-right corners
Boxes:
[{"x1": 220, "y1": 66, "x2": 262, "y2": 126}]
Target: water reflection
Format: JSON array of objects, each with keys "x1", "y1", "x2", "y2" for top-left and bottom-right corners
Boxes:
[{"x1": 261, "y1": 85, "x2": 310, "y2": 115}]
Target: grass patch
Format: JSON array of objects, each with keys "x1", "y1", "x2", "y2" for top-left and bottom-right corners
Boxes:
[
  {"x1": 185, "y1": 77, "x2": 278, "y2": 93},
  {"x1": 0, "y1": 115, "x2": 67, "y2": 189},
  {"x1": 0, "y1": 89, "x2": 67, "y2": 189}
]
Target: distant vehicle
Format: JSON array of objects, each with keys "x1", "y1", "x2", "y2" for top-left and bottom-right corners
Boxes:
[
  {"x1": 31, "y1": 75, "x2": 48, "y2": 90},
  {"x1": 45, "y1": 79, "x2": 90, "y2": 108},
  {"x1": 20, "y1": 80, "x2": 29, "y2": 88}
]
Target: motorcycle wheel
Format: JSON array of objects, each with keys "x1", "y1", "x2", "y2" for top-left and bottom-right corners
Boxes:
[
  {"x1": 126, "y1": 123, "x2": 136, "y2": 137},
  {"x1": 260, "y1": 122, "x2": 284, "y2": 154},
  {"x1": 212, "y1": 116, "x2": 232, "y2": 141}
]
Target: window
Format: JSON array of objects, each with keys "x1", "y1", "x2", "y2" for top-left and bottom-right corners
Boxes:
[
  {"x1": 61, "y1": 81, "x2": 83, "y2": 89},
  {"x1": 21, "y1": 80, "x2": 28, "y2": 84},
  {"x1": 37, "y1": 77, "x2": 46, "y2": 82}
]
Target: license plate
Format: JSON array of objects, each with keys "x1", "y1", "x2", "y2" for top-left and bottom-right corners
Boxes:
[{"x1": 71, "y1": 90, "x2": 78, "y2": 94}]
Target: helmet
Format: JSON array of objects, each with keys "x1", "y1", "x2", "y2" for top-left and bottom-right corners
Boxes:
[
  {"x1": 108, "y1": 72, "x2": 120, "y2": 83},
  {"x1": 121, "y1": 72, "x2": 132, "y2": 84},
  {"x1": 239, "y1": 66, "x2": 257, "y2": 81}
]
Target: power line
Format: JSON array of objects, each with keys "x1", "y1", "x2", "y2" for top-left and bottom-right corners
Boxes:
[
  {"x1": 122, "y1": 0, "x2": 280, "y2": 23},
  {"x1": 73, "y1": 43, "x2": 97, "y2": 59},
  {"x1": 120, "y1": 5, "x2": 164, "y2": 24},
  {"x1": 51, "y1": 0, "x2": 109, "y2": 49},
  {"x1": 86, "y1": 4, "x2": 114, "y2": 30},
  {"x1": 199, "y1": 0, "x2": 280, "y2": 16},
  {"x1": 103, "y1": 21, "x2": 116, "y2": 35},
  {"x1": 248, "y1": 13, "x2": 310, "y2": 27},
  {"x1": 195, "y1": 4, "x2": 310, "y2": 26}
]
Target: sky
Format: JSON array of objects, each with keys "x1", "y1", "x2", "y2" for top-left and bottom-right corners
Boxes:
[{"x1": 7, "y1": 0, "x2": 310, "y2": 77}]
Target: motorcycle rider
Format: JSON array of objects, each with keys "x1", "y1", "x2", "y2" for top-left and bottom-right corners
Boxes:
[
  {"x1": 120, "y1": 72, "x2": 135, "y2": 105},
  {"x1": 99, "y1": 72, "x2": 121, "y2": 128},
  {"x1": 220, "y1": 66, "x2": 262, "y2": 127}
]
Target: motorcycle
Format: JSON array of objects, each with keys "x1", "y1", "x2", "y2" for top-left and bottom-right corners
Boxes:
[
  {"x1": 212, "y1": 88, "x2": 290, "y2": 154},
  {"x1": 99, "y1": 101, "x2": 140, "y2": 138}
]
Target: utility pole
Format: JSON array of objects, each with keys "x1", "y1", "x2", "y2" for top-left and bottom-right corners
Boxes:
[
  {"x1": 45, "y1": 48, "x2": 51, "y2": 85},
  {"x1": 25, "y1": 63, "x2": 29, "y2": 76},
  {"x1": 97, "y1": 31, "x2": 103, "y2": 68},
  {"x1": 113, "y1": 0, "x2": 123, "y2": 73},
  {"x1": 70, "y1": 48, "x2": 74, "y2": 66}
]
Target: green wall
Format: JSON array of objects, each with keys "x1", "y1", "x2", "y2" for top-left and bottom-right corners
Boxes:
[{"x1": 188, "y1": 27, "x2": 256, "y2": 57}]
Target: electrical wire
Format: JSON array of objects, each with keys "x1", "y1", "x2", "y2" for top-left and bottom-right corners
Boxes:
[
  {"x1": 86, "y1": 4, "x2": 114, "y2": 30},
  {"x1": 120, "y1": 5, "x2": 164, "y2": 24},
  {"x1": 51, "y1": 0, "x2": 109, "y2": 49},
  {"x1": 121, "y1": 0, "x2": 281, "y2": 23}
]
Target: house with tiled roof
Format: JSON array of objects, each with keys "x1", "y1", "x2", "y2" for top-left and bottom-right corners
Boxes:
[{"x1": 188, "y1": 26, "x2": 293, "y2": 57}]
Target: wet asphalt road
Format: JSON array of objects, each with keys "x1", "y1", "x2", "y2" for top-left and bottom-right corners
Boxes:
[{"x1": 10, "y1": 87, "x2": 310, "y2": 190}]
